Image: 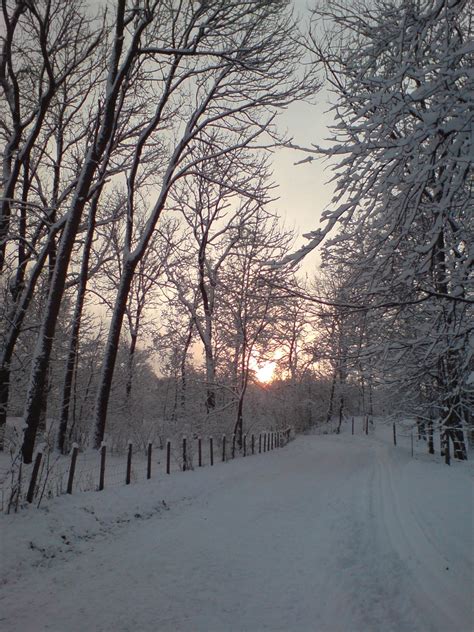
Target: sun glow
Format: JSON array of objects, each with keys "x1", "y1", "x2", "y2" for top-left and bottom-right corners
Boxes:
[{"x1": 250, "y1": 357, "x2": 277, "y2": 384}]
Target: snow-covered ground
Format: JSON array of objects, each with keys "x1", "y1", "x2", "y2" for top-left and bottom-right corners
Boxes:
[{"x1": 0, "y1": 422, "x2": 472, "y2": 632}]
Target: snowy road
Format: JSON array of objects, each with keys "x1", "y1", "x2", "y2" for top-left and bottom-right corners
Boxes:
[{"x1": 1, "y1": 432, "x2": 472, "y2": 631}]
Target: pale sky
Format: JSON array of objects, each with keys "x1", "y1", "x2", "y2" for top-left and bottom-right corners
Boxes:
[
  {"x1": 269, "y1": 0, "x2": 337, "y2": 272},
  {"x1": 270, "y1": 96, "x2": 336, "y2": 271}
]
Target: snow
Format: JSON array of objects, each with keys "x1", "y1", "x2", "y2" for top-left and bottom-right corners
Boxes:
[{"x1": 0, "y1": 422, "x2": 472, "y2": 632}]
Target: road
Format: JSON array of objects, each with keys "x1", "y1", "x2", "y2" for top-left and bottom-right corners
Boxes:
[{"x1": 1, "y1": 431, "x2": 472, "y2": 631}]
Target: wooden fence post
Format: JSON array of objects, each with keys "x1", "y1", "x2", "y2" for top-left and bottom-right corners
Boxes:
[
  {"x1": 222, "y1": 435, "x2": 226, "y2": 462},
  {"x1": 166, "y1": 440, "x2": 171, "y2": 474},
  {"x1": 126, "y1": 441, "x2": 133, "y2": 485},
  {"x1": 210, "y1": 436, "x2": 214, "y2": 466},
  {"x1": 365, "y1": 416, "x2": 369, "y2": 435},
  {"x1": 182, "y1": 437, "x2": 187, "y2": 472},
  {"x1": 198, "y1": 437, "x2": 202, "y2": 467},
  {"x1": 243, "y1": 435, "x2": 247, "y2": 457},
  {"x1": 259, "y1": 433, "x2": 262, "y2": 453},
  {"x1": 264, "y1": 433, "x2": 267, "y2": 452},
  {"x1": 251, "y1": 434, "x2": 255, "y2": 455},
  {"x1": 392, "y1": 422, "x2": 397, "y2": 447},
  {"x1": 27, "y1": 450, "x2": 43, "y2": 503},
  {"x1": 351, "y1": 417, "x2": 354, "y2": 435},
  {"x1": 67, "y1": 444, "x2": 79, "y2": 494},
  {"x1": 147, "y1": 442, "x2": 152, "y2": 480},
  {"x1": 99, "y1": 443, "x2": 106, "y2": 491},
  {"x1": 232, "y1": 434, "x2": 236, "y2": 459}
]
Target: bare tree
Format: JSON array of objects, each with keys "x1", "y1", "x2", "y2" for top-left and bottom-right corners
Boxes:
[
  {"x1": 300, "y1": 0, "x2": 473, "y2": 455},
  {"x1": 220, "y1": 214, "x2": 295, "y2": 446},
  {"x1": 19, "y1": 1, "x2": 163, "y2": 462},
  {"x1": 0, "y1": 0, "x2": 104, "y2": 450},
  {"x1": 90, "y1": 0, "x2": 318, "y2": 448},
  {"x1": 166, "y1": 150, "x2": 274, "y2": 413}
]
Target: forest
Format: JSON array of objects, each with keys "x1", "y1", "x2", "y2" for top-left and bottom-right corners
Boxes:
[{"x1": 1, "y1": 0, "x2": 472, "y2": 467}]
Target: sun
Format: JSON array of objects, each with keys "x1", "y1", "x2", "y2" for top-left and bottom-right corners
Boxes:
[{"x1": 250, "y1": 357, "x2": 276, "y2": 384}]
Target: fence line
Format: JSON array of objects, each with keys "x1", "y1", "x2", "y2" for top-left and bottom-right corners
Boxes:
[
  {"x1": 320, "y1": 415, "x2": 470, "y2": 466},
  {"x1": 343, "y1": 415, "x2": 470, "y2": 465},
  {"x1": 390, "y1": 420, "x2": 469, "y2": 465},
  {"x1": 1, "y1": 427, "x2": 293, "y2": 513}
]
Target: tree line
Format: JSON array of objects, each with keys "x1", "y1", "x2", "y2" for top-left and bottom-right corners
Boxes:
[{"x1": 1, "y1": 0, "x2": 472, "y2": 463}]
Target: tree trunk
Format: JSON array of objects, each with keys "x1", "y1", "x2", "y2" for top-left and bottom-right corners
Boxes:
[
  {"x1": 234, "y1": 396, "x2": 244, "y2": 449},
  {"x1": 0, "y1": 234, "x2": 52, "y2": 450},
  {"x1": 428, "y1": 418, "x2": 434, "y2": 454},
  {"x1": 57, "y1": 308, "x2": 84, "y2": 454},
  {"x1": 20, "y1": 0, "x2": 146, "y2": 463},
  {"x1": 448, "y1": 427, "x2": 467, "y2": 460},
  {"x1": 203, "y1": 324, "x2": 216, "y2": 412},
  {"x1": 434, "y1": 228, "x2": 468, "y2": 460},
  {"x1": 93, "y1": 262, "x2": 135, "y2": 448},
  {"x1": 21, "y1": 167, "x2": 101, "y2": 463},
  {"x1": 0, "y1": 366, "x2": 10, "y2": 451},
  {"x1": 180, "y1": 318, "x2": 194, "y2": 413},
  {"x1": 359, "y1": 371, "x2": 366, "y2": 416},
  {"x1": 368, "y1": 381, "x2": 374, "y2": 417},
  {"x1": 325, "y1": 369, "x2": 337, "y2": 424},
  {"x1": 336, "y1": 393, "x2": 344, "y2": 434},
  {"x1": 58, "y1": 185, "x2": 108, "y2": 451},
  {"x1": 125, "y1": 331, "x2": 137, "y2": 400}
]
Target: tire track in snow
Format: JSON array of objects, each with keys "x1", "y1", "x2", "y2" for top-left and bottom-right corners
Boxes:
[
  {"x1": 322, "y1": 437, "x2": 422, "y2": 632},
  {"x1": 0, "y1": 434, "x2": 471, "y2": 632},
  {"x1": 374, "y1": 443, "x2": 472, "y2": 631}
]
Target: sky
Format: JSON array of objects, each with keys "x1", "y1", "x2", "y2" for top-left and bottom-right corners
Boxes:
[
  {"x1": 269, "y1": 0, "x2": 337, "y2": 273},
  {"x1": 87, "y1": 0, "x2": 337, "y2": 273},
  {"x1": 270, "y1": 97, "x2": 336, "y2": 272}
]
